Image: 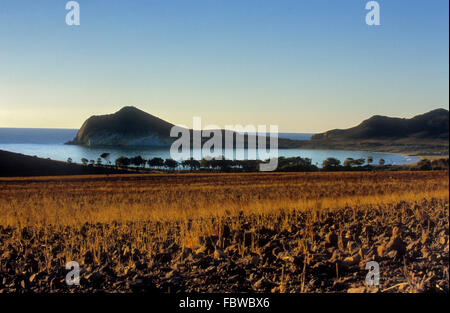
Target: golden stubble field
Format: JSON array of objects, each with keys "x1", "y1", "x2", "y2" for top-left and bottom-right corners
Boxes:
[{"x1": 0, "y1": 171, "x2": 448, "y2": 293}]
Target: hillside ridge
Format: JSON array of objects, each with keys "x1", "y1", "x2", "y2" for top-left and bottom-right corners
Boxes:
[{"x1": 311, "y1": 108, "x2": 449, "y2": 141}]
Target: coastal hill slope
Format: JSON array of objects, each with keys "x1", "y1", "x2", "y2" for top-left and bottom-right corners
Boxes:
[
  {"x1": 300, "y1": 108, "x2": 449, "y2": 156},
  {"x1": 67, "y1": 106, "x2": 175, "y2": 146},
  {"x1": 67, "y1": 106, "x2": 300, "y2": 148},
  {"x1": 312, "y1": 108, "x2": 449, "y2": 141},
  {"x1": 0, "y1": 150, "x2": 128, "y2": 177},
  {"x1": 66, "y1": 106, "x2": 448, "y2": 155}
]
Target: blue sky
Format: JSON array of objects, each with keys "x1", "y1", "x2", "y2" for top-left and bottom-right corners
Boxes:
[{"x1": 0, "y1": 0, "x2": 448, "y2": 131}]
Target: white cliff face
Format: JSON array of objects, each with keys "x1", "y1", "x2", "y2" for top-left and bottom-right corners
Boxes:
[{"x1": 85, "y1": 131, "x2": 173, "y2": 147}]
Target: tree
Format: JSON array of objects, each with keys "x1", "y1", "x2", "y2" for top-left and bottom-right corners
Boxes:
[
  {"x1": 100, "y1": 153, "x2": 111, "y2": 165},
  {"x1": 81, "y1": 158, "x2": 89, "y2": 166},
  {"x1": 322, "y1": 157, "x2": 341, "y2": 170},
  {"x1": 210, "y1": 158, "x2": 220, "y2": 170},
  {"x1": 96, "y1": 157, "x2": 102, "y2": 165},
  {"x1": 277, "y1": 156, "x2": 317, "y2": 172},
  {"x1": 190, "y1": 159, "x2": 201, "y2": 170},
  {"x1": 378, "y1": 158, "x2": 385, "y2": 166},
  {"x1": 89, "y1": 160, "x2": 95, "y2": 166},
  {"x1": 238, "y1": 160, "x2": 260, "y2": 172},
  {"x1": 344, "y1": 158, "x2": 355, "y2": 167},
  {"x1": 216, "y1": 158, "x2": 234, "y2": 171},
  {"x1": 148, "y1": 157, "x2": 164, "y2": 169},
  {"x1": 164, "y1": 158, "x2": 179, "y2": 170},
  {"x1": 181, "y1": 158, "x2": 201, "y2": 170},
  {"x1": 200, "y1": 158, "x2": 211, "y2": 169},
  {"x1": 431, "y1": 158, "x2": 449, "y2": 170},
  {"x1": 415, "y1": 159, "x2": 432, "y2": 171},
  {"x1": 367, "y1": 156, "x2": 373, "y2": 165},
  {"x1": 353, "y1": 158, "x2": 365, "y2": 166},
  {"x1": 131, "y1": 155, "x2": 145, "y2": 168},
  {"x1": 115, "y1": 156, "x2": 131, "y2": 168},
  {"x1": 67, "y1": 157, "x2": 73, "y2": 164},
  {"x1": 343, "y1": 157, "x2": 365, "y2": 168},
  {"x1": 181, "y1": 160, "x2": 190, "y2": 169}
]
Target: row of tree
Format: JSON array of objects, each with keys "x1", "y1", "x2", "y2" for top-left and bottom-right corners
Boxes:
[
  {"x1": 72, "y1": 153, "x2": 387, "y2": 172},
  {"x1": 114, "y1": 156, "x2": 263, "y2": 171},
  {"x1": 322, "y1": 156, "x2": 385, "y2": 170}
]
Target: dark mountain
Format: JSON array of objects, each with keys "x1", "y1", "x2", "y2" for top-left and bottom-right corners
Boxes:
[
  {"x1": 311, "y1": 109, "x2": 449, "y2": 141},
  {"x1": 67, "y1": 106, "x2": 448, "y2": 155},
  {"x1": 67, "y1": 106, "x2": 300, "y2": 148},
  {"x1": 67, "y1": 106, "x2": 176, "y2": 146}
]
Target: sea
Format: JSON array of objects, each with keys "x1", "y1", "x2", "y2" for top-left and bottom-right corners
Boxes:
[{"x1": 0, "y1": 128, "x2": 419, "y2": 167}]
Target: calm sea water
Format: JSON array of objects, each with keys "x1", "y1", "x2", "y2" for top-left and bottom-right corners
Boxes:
[{"x1": 0, "y1": 128, "x2": 418, "y2": 166}]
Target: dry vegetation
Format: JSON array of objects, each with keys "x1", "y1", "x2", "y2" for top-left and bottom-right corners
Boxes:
[{"x1": 0, "y1": 171, "x2": 448, "y2": 293}]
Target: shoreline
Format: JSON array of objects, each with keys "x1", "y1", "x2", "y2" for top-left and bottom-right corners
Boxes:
[
  {"x1": 0, "y1": 145, "x2": 423, "y2": 165},
  {"x1": 2, "y1": 143, "x2": 446, "y2": 164},
  {"x1": 1, "y1": 147, "x2": 448, "y2": 178}
]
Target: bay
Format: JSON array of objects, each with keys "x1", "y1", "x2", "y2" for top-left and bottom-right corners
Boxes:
[{"x1": 0, "y1": 128, "x2": 418, "y2": 166}]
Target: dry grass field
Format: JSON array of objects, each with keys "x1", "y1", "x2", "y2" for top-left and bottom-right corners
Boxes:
[{"x1": 0, "y1": 171, "x2": 448, "y2": 293}]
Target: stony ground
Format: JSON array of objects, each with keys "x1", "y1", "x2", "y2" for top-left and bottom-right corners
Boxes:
[{"x1": 1, "y1": 198, "x2": 448, "y2": 293}]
